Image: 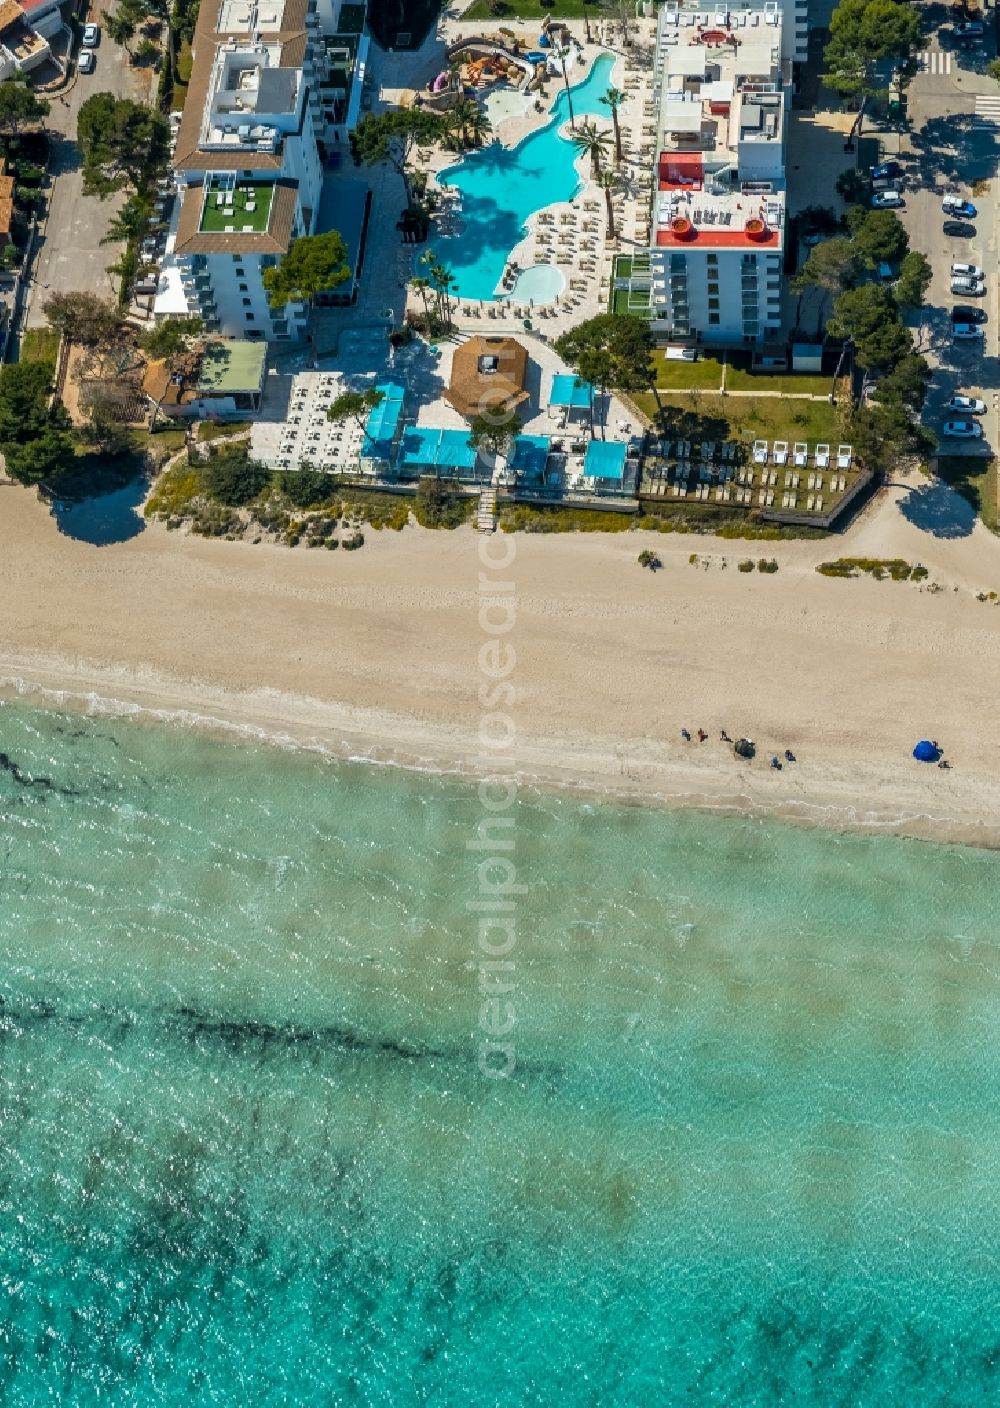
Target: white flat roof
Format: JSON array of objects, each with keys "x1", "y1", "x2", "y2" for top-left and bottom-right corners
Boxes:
[
  {"x1": 667, "y1": 48, "x2": 708, "y2": 76},
  {"x1": 662, "y1": 101, "x2": 704, "y2": 133}
]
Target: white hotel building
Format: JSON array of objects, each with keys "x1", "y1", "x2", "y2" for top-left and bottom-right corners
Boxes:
[
  {"x1": 155, "y1": 0, "x2": 369, "y2": 341},
  {"x1": 615, "y1": 0, "x2": 807, "y2": 348}
]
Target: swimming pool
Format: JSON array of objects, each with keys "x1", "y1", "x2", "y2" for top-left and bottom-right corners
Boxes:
[
  {"x1": 435, "y1": 52, "x2": 617, "y2": 302},
  {"x1": 510, "y1": 263, "x2": 566, "y2": 304}
]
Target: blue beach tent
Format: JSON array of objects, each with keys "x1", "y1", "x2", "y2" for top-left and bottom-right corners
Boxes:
[{"x1": 912, "y1": 740, "x2": 941, "y2": 763}]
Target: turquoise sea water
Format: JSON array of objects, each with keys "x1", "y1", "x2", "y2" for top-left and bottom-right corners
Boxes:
[
  {"x1": 3, "y1": 698, "x2": 1000, "y2": 1403},
  {"x1": 437, "y1": 53, "x2": 616, "y2": 300}
]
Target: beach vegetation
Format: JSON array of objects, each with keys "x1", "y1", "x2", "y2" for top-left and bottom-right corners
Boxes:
[
  {"x1": 342, "y1": 532, "x2": 365, "y2": 550},
  {"x1": 201, "y1": 446, "x2": 270, "y2": 506},
  {"x1": 413, "y1": 479, "x2": 475, "y2": 528},
  {"x1": 757, "y1": 558, "x2": 779, "y2": 573},
  {"x1": 144, "y1": 462, "x2": 203, "y2": 518},
  {"x1": 637, "y1": 549, "x2": 661, "y2": 570},
  {"x1": 0, "y1": 360, "x2": 74, "y2": 489},
  {"x1": 737, "y1": 559, "x2": 754, "y2": 572},
  {"x1": 277, "y1": 466, "x2": 338, "y2": 510},
  {"x1": 500, "y1": 504, "x2": 635, "y2": 533},
  {"x1": 816, "y1": 557, "x2": 928, "y2": 580}
]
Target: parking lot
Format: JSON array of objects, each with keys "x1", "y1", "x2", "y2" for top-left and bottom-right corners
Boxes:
[
  {"x1": 24, "y1": 10, "x2": 156, "y2": 330},
  {"x1": 871, "y1": 11, "x2": 1000, "y2": 459}
]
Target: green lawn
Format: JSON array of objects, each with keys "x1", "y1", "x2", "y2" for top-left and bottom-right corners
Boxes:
[
  {"x1": 936, "y1": 454, "x2": 998, "y2": 532},
  {"x1": 635, "y1": 390, "x2": 846, "y2": 445},
  {"x1": 19, "y1": 327, "x2": 59, "y2": 370},
  {"x1": 652, "y1": 353, "x2": 725, "y2": 391},
  {"x1": 724, "y1": 367, "x2": 835, "y2": 396},
  {"x1": 198, "y1": 419, "x2": 251, "y2": 443},
  {"x1": 200, "y1": 183, "x2": 273, "y2": 235}
]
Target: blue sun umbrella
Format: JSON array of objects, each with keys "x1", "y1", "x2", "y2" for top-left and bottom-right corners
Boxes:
[{"x1": 912, "y1": 740, "x2": 941, "y2": 763}]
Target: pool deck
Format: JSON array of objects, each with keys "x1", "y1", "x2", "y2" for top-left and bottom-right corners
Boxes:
[
  {"x1": 370, "y1": 12, "x2": 659, "y2": 348},
  {"x1": 295, "y1": 14, "x2": 655, "y2": 441}
]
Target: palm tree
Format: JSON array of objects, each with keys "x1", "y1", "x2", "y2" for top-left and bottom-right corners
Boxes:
[
  {"x1": 572, "y1": 122, "x2": 612, "y2": 179},
  {"x1": 597, "y1": 171, "x2": 618, "y2": 241},
  {"x1": 600, "y1": 87, "x2": 625, "y2": 165},
  {"x1": 463, "y1": 105, "x2": 492, "y2": 149},
  {"x1": 553, "y1": 46, "x2": 575, "y2": 131},
  {"x1": 409, "y1": 274, "x2": 433, "y2": 327}
]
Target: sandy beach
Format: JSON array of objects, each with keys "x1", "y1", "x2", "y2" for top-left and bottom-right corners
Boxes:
[{"x1": 4, "y1": 472, "x2": 1000, "y2": 845}]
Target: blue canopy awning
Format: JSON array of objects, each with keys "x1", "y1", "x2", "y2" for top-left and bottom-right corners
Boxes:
[
  {"x1": 912, "y1": 740, "x2": 941, "y2": 763},
  {"x1": 399, "y1": 427, "x2": 478, "y2": 472},
  {"x1": 362, "y1": 382, "x2": 405, "y2": 459},
  {"x1": 509, "y1": 435, "x2": 550, "y2": 478},
  {"x1": 584, "y1": 440, "x2": 628, "y2": 482}
]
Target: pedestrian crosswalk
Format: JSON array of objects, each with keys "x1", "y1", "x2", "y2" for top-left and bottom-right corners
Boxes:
[
  {"x1": 974, "y1": 93, "x2": 1000, "y2": 126},
  {"x1": 917, "y1": 49, "x2": 952, "y2": 75}
]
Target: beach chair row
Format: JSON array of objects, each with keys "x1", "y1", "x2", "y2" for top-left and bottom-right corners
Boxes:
[{"x1": 751, "y1": 441, "x2": 852, "y2": 470}]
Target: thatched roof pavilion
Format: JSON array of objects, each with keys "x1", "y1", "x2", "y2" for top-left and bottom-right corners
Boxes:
[{"x1": 445, "y1": 336, "x2": 530, "y2": 421}]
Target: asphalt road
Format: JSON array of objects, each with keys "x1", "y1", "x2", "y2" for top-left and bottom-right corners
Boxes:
[
  {"x1": 25, "y1": 15, "x2": 154, "y2": 329},
  {"x1": 877, "y1": 9, "x2": 1000, "y2": 458}
]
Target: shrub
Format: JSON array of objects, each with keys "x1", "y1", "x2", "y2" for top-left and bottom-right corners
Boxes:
[
  {"x1": 203, "y1": 447, "x2": 271, "y2": 506},
  {"x1": 757, "y1": 558, "x2": 779, "y2": 573},
  {"x1": 738, "y1": 559, "x2": 754, "y2": 572},
  {"x1": 326, "y1": 538, "x2": 339, "y2": 550},
  {"x1": 145, "y1": 464, "x2": 204, "y2": 518},
  {"x1": 342, "y1": 532, "x2": 365, "y2": 550},
  {"x1": 414, "y1": 480, "x2": 475, "y2": 529},
  {"x1": 278, "y1": 466, "x2": 336, "y2": 509}
]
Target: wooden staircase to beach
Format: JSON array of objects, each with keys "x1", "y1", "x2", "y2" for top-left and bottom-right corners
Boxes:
[{"x1": 477, "y1": 484, "x2": 498, "y2": 533}]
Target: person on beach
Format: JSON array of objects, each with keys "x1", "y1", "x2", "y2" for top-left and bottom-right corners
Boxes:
[
  {"x1": 784, "y1": 750, "x2": 796, "y2": 763},
  {"x1": 697, "y1": 729, "x2": 708, "y2": 742},
  {"x1": 720, "y1": 730, "x2": 732, "y2": 743},
  {"x1": 770, "y1": 756, "x2": 782, "y2": 770},
  {"x1": 681, "y1": 728, "x2": 691, "y2": 742}
]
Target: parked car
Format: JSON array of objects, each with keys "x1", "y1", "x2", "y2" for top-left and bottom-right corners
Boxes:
[
  {"x1": 946, "y1": 395, "x2": 986, "y2": 413},
  {"x1": 942, "y1": 420, "x2": 984, "y2": 438},
  {"x1": 951, "y1": 276, "x2": 986, "y2": 295},
  {"x1": 942, "y1": 197, "x2": 977, "y2": 218},
  {"x1": 77, "y1": 49, "x2": 95, "y2": 72},
  {"x1": 954, "y1": 20, "x2": 984, "y2": 36},
  {"x1": 951, "y1": 263, "x2": 984, "y2": 280},
  {"x1": 953, "y1": 325, "x2": 985, "y2": 341},
  {"x1": 952, "y1": 305, "x2": 988, "y2": 323},
  {"x1": 82, "y1": 22, "x2": 99, "y2": 45},
  {"x1": 943, "y1": 220, "x2": 976, "y2": 238},
  {"x1": 871, "y1": 161, "x2": 903, "y2": 179},
  {"x1": 872, "y1": 190, "x2": 904, "y2": 209}
]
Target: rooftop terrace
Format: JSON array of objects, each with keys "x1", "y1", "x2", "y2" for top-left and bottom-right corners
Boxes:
[
  {"x1": 199, "y1": 180, "x2": 274, "y2": 233},
  {"x1": 650, "y1": 1, "x2": 787, "y2": 249}
]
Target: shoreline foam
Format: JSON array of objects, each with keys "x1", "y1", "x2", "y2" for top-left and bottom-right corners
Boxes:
[
  {"x1": 4, "y1": 471, "x2": 1000, "y2": 851},
  {"x1": 4, "y1": 657, "x2": 1000, "y2": 851}
]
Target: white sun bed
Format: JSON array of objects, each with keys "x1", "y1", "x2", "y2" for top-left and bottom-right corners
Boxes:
[
  {"x1": 815, "y1": 443, "x2": 830, "y2": 469},
  {"x1": 752, "y1": 439, "x2": 768, "y2": 465}
]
